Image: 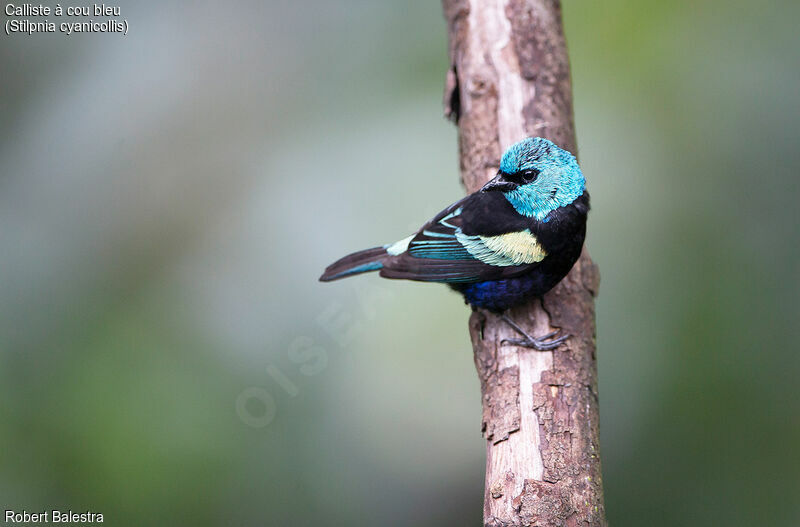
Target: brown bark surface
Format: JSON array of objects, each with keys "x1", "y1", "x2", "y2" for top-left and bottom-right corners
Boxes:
[{"x1": 442, "y1": 1, "x2": 607, "y2": 525}]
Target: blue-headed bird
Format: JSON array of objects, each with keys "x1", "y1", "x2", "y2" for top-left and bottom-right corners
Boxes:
[{"x1": 320, "y1": 137, "x2": 588, "y2": 350}]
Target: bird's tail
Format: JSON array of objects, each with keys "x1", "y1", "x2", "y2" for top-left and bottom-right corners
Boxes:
[{"x1": 319, "y1": 246, "x2": 388, "y2": 282}]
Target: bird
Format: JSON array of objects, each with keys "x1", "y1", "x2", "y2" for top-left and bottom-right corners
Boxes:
[{"x1": 319, "y1": 137, "x2": 589, "y2": 350}]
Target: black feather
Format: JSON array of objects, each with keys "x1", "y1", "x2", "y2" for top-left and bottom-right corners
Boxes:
[{"x1": 319, "y1": 246, "x2": 387, "y2": 282}]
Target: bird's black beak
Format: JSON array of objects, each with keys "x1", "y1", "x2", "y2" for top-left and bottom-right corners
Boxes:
[{"x1": 480, "y1": 172, "x2": 517, "y2": 193}]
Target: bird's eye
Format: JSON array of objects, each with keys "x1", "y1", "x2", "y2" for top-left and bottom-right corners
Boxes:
[{"x1": 520, "y1": 169, "x2": 540, "y2": 183}]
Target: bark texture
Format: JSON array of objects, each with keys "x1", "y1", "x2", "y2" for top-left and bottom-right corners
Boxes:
[{"x1": 442, "y1": 1, "x2": 607, "y2": 525}]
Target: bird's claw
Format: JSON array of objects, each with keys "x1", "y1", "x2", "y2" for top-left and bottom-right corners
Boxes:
[
  {"x1": 502, "y1": 329, "x2": 570, "y2": 351},
  {"x1": 498, "y1": 313, "x2": 570, "y2": 350}
]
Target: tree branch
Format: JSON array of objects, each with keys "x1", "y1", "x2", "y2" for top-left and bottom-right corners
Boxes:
[{"x1": 442, "y1": 1, "x2": 607, "y2": 525}]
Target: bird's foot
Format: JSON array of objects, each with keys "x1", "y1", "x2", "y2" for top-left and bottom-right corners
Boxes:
[
  {"x1": 499, "y1": 314, "x2": 570, "y2": 351},
  {"x1": 503, "y1": 330, "x2": 569, "y2": 350}
]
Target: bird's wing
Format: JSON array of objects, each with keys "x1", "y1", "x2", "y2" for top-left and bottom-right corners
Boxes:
[{"x1": 380, "y1": 193, "x2": 548, "y2": 284}]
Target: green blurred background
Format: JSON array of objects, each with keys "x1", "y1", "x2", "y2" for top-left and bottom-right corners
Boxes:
[{"x1": 2, "y1": 1, "x2": 798, "y2": 525}]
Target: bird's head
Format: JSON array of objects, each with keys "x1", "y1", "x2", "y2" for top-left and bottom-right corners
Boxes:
[{"x1": 480, "y1": 137, "x2": 585, "y2": 221}]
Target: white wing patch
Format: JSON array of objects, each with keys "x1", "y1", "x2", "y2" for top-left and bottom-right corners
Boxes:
[
  {"x1": 456, "y1": 229, "x2": 547, "y2": 266},
  {"x1": 385, "y1": 234, "x2": 414, "y2": 256},
  {"x1": 480, "y1": 230, "x2": 547, "y2": 264}
]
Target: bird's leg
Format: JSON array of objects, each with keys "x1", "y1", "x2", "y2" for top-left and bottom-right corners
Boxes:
[{"x1": 499, "y1": 313, "x2": 570, "y2": 351}]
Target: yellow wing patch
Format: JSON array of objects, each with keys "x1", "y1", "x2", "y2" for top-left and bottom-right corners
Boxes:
[{"x1": 479, "y1": 230, "x2": 547, "y2": 265}]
